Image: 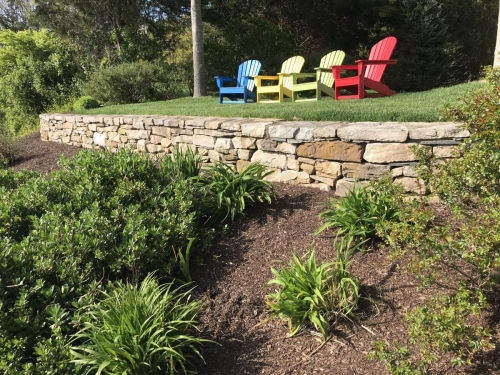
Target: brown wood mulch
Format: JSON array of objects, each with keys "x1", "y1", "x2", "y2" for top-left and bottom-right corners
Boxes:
[{"x1": 7, "y1": 132, "x2": 500, "y2": 375}]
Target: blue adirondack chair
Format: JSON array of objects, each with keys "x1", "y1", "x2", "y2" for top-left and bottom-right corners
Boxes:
[{"x1": 215, "y1": 60, "x2": 262, "y2": 104}]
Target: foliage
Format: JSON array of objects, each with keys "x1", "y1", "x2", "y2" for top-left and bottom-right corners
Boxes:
[
  {"x1": 406, "y1": 285, "x2": 491, "y2": 367},
  {"x1": 435, "y1": 66, "x2": 500, "y2": 207},
  {"x1": 71, "y1": 274, "x2": 210, "y2": 375},
  {"x1": 83, "y1": 60, "x2": 186, "y2": 105},
  {"x1": 160, "y1": 145, "x2": 205, "y2": 181},
  {"x1": 371, "y1": 68, "x2": 500, "y2": 372},
  {"x1": 368, "y1": 341, "x2": 429, "y2": 375},
  {"x1": 315, "y1": 175, "x2": 403, "y2": 244},
  {"x1": 0, "y1": 149, "x2": 202, "y2": 371},
  {"x1": 73, "y1": 96, "x2": 100, "y2": 111},
  {"x1": 0, "y1": 133, "x2": 17, "y2": 168},
  {"x1": 194, "y1": 162, "x2": 274, "y2": 225},
  {"x1": 266, "y1": 239, "x2": 360, "y2": 341},
  {"x1": 31, "y1": 0, "x2": 186, "y2": 64},
  {"x1": 0, "y1": 29, "x2": 84, "y2": 135},
  {"x1": 384, "y1": 0, "x2": 449, "y2": 92}
]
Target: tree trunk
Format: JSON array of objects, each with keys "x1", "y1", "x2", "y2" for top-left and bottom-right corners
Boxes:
[
  {"x1": 495, "y1": 0, "x2": 500, "y2": 67},
  {"x1": 191, "y1": 0, "x2": 207, "y2": 97}
]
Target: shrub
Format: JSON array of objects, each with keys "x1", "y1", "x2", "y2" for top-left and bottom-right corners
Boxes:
[
  {"x1": 0, "y1": 134, "x2": 17, "y2": 168},
  {"x1": 370, "y1": 68, "x2": 500, "y2": 373},
  {"x1": 194, "y1": 162, "x2": 275, "y2": 225},
  {"x1": 83, "y1": 60, "x2": 186, "y2": 105},
  {"x1": 315, "y1": 175, "x2": 403, "y2": 244},
  {"x1": 72, "y1": 96, "x2": 100, "y2": 111},
  {"x1": 71, "y1": 274, "x2": 210, "y2": 375},
  {"x1": 432, "y1": 66, "x2": 500, "y2": 207},
  {"x1": 266, "y1": 239, "x2": 360, "y2": 341},
  {"x1": 0, "y1": 149, "x2": 203, "y2": 371},
  {"x1": 0, "y1": 29, "x2": 83, "y2": 135}
]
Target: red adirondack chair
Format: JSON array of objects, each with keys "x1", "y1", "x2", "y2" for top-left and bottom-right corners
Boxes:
[{"x1": 331, "y1": 36, "x2": 397, "y2": 100}]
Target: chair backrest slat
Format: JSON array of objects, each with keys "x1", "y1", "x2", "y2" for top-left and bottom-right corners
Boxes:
[
  {"x1": 281, "y1": 56, "x2": 305, "y2": 90},
  {"x1": 237, "y1": 59, "x2": 262, "y2": 91},
  {"x1": 319, "y1": 50, "x2": 345, "y2": 87},
  {"x1": 364, "y1": 36, "x2": 397, "y2": 82}
]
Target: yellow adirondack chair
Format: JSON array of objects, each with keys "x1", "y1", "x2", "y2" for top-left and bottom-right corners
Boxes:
[
  {"x1": 280, "y1": 50, "x2": 346, "y2": 102},
  {"x1": 254, "y1": 56, "x2": 305, "y2": 103}
]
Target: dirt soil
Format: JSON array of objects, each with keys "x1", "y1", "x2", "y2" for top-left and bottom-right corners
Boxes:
[{"x1": 9, "y1": 132, "x2": 500, "y2": 375}]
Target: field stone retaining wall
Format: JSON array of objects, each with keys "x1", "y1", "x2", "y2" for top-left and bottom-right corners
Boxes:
[{"x1": 40, "y1": 114, "x2": 469, "y2": 196}]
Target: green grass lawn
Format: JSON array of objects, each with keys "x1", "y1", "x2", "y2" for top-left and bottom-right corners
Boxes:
[{"x1": 81, "y1": 81, "x2": 483, "y2": 122}]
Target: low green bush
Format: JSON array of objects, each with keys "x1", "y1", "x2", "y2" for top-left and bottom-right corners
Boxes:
[
  {"x1": 71, "y1": 274, "x2": 210, "y2": 375},
  {"x1": 0, "y1": 134, "x2": 17, "y2": 168},
  {"x1": 0, "y1": 148, "x2": 202, "y2": 372},
  {"x1": 83, "y1": 60, "x2": 186, "y2": 105},
  {"x1": 266, "y1": 239, "x2": 360, "y2": 341},
  {"x1": 72, "y1": 96, "x2": 100, "y2": 110},
  {"x1": 315, "y1": 175, "x2": 403, "y2": 244}
]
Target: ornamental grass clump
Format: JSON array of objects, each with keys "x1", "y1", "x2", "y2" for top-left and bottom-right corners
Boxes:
[
  {"x1": 266, "y1": 239, "x2": 360, "y2": 341},
  {"x1": 159, "y1": 145, "x2": 205, "y2": 181},
  {"x1": 315, "y1": 175, "x2": 403, "y2": 245},
  {"x1": 194, "y1": 162, "x2": 275, "y2": 224},
  {"x1": 71, "y1": 274, "x2": 210, "y2": 375}
]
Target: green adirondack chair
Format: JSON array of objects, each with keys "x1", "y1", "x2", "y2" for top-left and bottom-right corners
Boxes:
[
  {"x1": 280, "y1": 50, "x2": 346, "y2": 102},
  {"x1": 254, "y1": 56, "x2": 305, "y2": 103}
]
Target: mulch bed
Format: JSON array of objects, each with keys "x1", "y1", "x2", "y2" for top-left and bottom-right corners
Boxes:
[{"x1": 8, "y1": 132, "x2": 500, "y2": 374}]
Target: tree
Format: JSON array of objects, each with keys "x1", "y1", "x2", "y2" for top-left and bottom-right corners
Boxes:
[
  {"x1": 31, "y1": 0, "x2": 187, "y2": 64},
  {"x1": 191, "y1": 0, "x2": 207, "y2": 96},
  {"x1": 0, "y1": 0, "x2": 32, "y2": 30},
  {"x1": 495, "y1": 0, "x2": 500, "y2": 67}
]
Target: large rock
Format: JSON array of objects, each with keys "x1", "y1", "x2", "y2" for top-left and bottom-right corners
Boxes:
[
  {"x1": 315, "y1": 161, "x2": 342, "y2": 179},
  {"x1": 335, "y1": 179, "x2": 370, "y2": 197},
  {"x1": 364, "y1": 143, "x2": 418, "y2": 163},
  {"x1": 276, "y1": 142, "x2": 297, "y2": 154},
  {"x1": 337, "y1": 123, "x2": 408, "y2": 142},
  {"x1": 266, "y1": 170, "x2": 311, "y2": 184},
  {"x1": 193, "y1": 134, "x2": 215, "y2": 148},
  {"x1": 269, "y1": 123, "x2": 299, "y2": 139},
  {"x1": 241, "y1": 122, "x2": 270, "y2": 138},
  {"x1": 251, "y1": 150, "x2": 287, "y2": 169},
  {"x1": 407, "y1": 123, "x2": 469, "y2": 139},
  {"x1": 233, "y1": 137, "x2": 256, "y2": 149},
  {"x1": 342, "y1": 163, "x2": 390, "y2": 180},
  {"x1": 296, "y1": 141, "x2": 363, "y2": 162}
]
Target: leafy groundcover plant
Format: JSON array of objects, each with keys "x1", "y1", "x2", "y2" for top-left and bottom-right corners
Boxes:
[
  {"x1": 71, "y1": 274, "x2": 210, "y2": 375},
  {"x1": 266, "y1": 239, "x2": 360, "y2": 341}
]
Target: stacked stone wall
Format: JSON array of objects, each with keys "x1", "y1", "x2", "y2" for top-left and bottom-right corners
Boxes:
[{"x1": 40, "y1": 114, "x2": 469, "y2": 195}]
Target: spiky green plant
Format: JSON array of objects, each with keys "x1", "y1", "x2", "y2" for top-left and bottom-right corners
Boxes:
[
  {"x1": 194, "y1": 162, "x2": 275, "y2": 224},
  {"x1": 71, "y1": 274, "x2": 211, "y2": 375},
  {"x1": 266, "y1": 239, "x2": 360, "y2": 341},
  {"x1": 160, "y1": 145, "x2": 205, "y2": 181},
  {"x1": 315, "y1": 176, "x2": 403, "y2": 244}
]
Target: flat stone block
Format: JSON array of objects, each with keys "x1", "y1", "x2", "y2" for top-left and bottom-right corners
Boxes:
[
  {"x1": 335, "y1": 179, "x2": 370, "y2": 197},
  {"x1": 342, "y1": 162, "x2": 390, "y2": 180},
  {"x1": 364, "y1": 143, "x2": 418, "y2": 163},
  {"x1": 297, "y1": 141, "x2": 363, "y2": 162},
  {"x1": 251, "y1": 150, "x2": 287, "y2": 170},
  {"x1": 337, "y1": 123, "x2": 408, "y2": 142}
]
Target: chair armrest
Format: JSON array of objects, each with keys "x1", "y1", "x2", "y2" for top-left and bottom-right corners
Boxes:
[
  {"x1": 315, "y1": 67, "x2": 333, "y2": 72},
  {"x1": 278, "y1": 72, "x2": 316, "y2": 78},
  {"x1": 354, "y1": 59, "x2": 398, "y2": 65},
  {"x1": 214, "y1": 76, "x2": 237, "y2": 88},
  {"x1": 330, "y1": 65, "x2": 359, "y2": 71},
  {"x1": 253, "y1": 75, "x2": 279, "y2": 86},
  {"x1": 331, "y1": 65, "x2": 360, "y2": 79}
]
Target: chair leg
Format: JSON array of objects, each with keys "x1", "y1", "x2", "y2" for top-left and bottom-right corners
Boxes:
[
  {"x1": 219, "y1": 94, "x2": 223, "y2": 104},
  {"x1": 335, "y1": 86, "x2": 341, "y2": 100}
]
